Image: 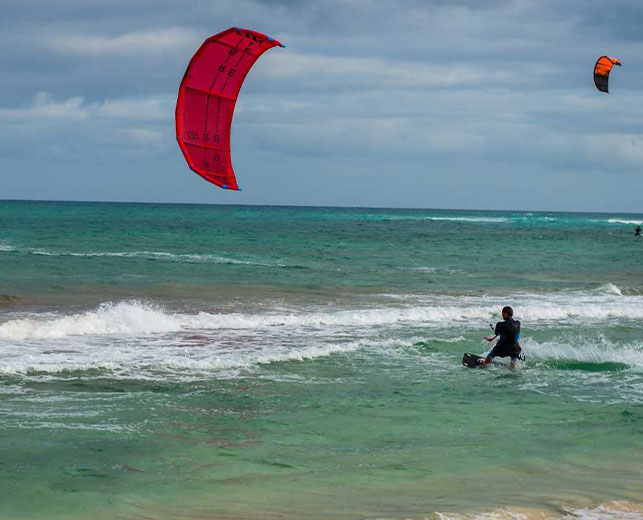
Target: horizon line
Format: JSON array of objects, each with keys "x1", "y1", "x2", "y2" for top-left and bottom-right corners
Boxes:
[{"x1": 1, "y1": 198, "x2": 642, "y2": 217}]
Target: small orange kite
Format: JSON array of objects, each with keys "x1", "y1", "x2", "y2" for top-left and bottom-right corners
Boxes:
[{"x1": 593, "y1": 56, "x2": 621, "y2": 93}]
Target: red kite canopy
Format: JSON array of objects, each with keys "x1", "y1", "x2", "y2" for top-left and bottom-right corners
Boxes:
[
  {"x1": 593, "y1": 56, "x2": 621, "y2": 94},
  {"x1": 175, "y1": 28, "x2": 284, "y2": 190}
]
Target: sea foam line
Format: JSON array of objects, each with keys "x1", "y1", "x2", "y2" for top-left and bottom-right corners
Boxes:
[
  {"x1": 435, "y1": 501, "x2": 643, "y2": 520},
  {"x1": 26, "y1": 249, "x2": 284, "y2": 267},
  {"x1": 1, "y1": 287, "x2": 643, "y2": 341},
  {"x1": 0, "y1": 339, "x2": 366, "y2": 379},
  {"x1": 607, "y1": 218, "x2": 643, "y2": 225},
  {"x1": 423, "y1": 216, "x2": 509, "y2": 223}
]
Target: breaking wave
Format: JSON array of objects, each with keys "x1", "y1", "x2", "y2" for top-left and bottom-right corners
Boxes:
[
  {"x1": 607, "y1": 218, "x2": 643, "y2": 225},
  {"x1": 524, "y1": 337, "x2": 643, "y2": 369},
  {"x1": 1, "y1": 284, "x2": 642, "y2": 341}
]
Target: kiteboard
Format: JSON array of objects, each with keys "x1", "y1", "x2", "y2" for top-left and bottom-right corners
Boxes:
[{"x1": 462, "y1": 353, "x2": 485, "y2": 368}]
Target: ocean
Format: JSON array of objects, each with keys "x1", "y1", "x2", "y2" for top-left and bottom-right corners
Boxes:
[{"x1": 0, "y1": 200, "x2": 642, "y2": 520}]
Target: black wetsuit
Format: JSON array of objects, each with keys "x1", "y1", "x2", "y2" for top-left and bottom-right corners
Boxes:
[{"x1": 488, "y1": 317, "x2": 522, "y2": 360}]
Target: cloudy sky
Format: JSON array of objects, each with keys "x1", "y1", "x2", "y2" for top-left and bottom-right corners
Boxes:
[{"x1": 1, "y1": 0, "x2": 643, "y2": 211}]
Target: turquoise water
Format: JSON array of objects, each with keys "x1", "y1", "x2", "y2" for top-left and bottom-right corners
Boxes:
[{"x1": 0, "y1": 200, "x2": 642, "y2": 519}]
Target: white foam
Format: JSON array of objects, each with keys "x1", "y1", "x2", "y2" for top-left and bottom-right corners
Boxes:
[
  {"x1": 0, "y1": 335, "x2": 366, "y2": 380},
  {"x1": 422, "y1": 335, "x2": 467, "y2": 343},
  {"x1": 0, "y1": 301, "x2": 181, "y2": 339},
  {"x1": 0, "y1": 303, "x2": 500, "y2": 341},
  {"x1": 435, "y1": 502, "x2": 643, "y2": 520},
  {"x1": 523, "y1": 337, "x2": 643, "y2": 368},
  {"x1": 597, "y1": 283, "x2": 622, "y2": 296},
  {"x1": 497, "y1": 284, "x2": 643, "y2": 322},
  {"x1": 1, "y1": 284, "x2": 641, "y2": 381},
  {"x1": 436, "y1": 510, "x2": 533, "y2": 520},
  {"x1": 518, "y1": 302, "x2": 643, "y2": 322},
  {"x1": 1, "y1": 285, "x2": 641, "y2": 342},
  {"x1": 607, "y1": 218, "x2": 643, "y2": 225},
  {"x1": 26, "y1": 249, "x2": 283, "y2": 267},
  {"x1": 423, "y1": 216, "x2": 509, "y2": 223},
  {"x1": 14, "y1": 421, "x2": 137, "y2": 433},
  {"x1": 0, "y1": 324, "x2": 451, "y2": 381},
  {"x1": 569, "y1": 503, "x2": 643, "y2": 520}
]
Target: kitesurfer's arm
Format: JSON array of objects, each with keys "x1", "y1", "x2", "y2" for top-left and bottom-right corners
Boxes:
[{"x1": 485, "y1": 322, "x2": 499, "y2": 342}]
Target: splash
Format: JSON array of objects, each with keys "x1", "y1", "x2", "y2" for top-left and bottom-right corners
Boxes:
[{"x1": 523, "y1": 336, "x2": 643, "y2": 369}]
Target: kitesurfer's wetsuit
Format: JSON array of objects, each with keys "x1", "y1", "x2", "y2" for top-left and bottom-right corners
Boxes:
[{"x1": 488, "y1": 317, "x2": 522, "y2": 362}]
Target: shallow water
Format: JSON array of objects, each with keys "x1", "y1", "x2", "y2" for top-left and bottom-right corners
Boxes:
[{"x1": 0, "y1": 201, "x2": 642, "y2": 519}]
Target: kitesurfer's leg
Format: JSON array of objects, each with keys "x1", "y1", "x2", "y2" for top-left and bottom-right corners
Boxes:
[
  {"x1": 480, "y1": 347, "x2": 497, "y2": 367},
  {"x1": 508, "y1": 345, "x2": 523, "y2": 369}
]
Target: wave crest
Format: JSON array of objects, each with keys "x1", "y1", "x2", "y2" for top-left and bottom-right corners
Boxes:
[{"x1": 2, "y1": 287, "x2": 642, "y2": 341}]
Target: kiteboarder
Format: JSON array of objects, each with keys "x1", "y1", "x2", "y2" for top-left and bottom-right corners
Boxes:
[
  {"x1": 635, "y1": 225, "x2": 641, "y2": 237},
  {"x1": 479, "y1": 306, "x2": 523, "y2": 369}
]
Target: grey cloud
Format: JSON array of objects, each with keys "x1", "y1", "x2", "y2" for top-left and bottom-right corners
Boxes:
[{"x1": 1, "y1": 0, "x2": 643, "y2": 211}]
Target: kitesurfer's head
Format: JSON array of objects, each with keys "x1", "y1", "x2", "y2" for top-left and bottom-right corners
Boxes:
[{"x1": 502, "y1": 306, "x2": 513, "y2": 318}]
